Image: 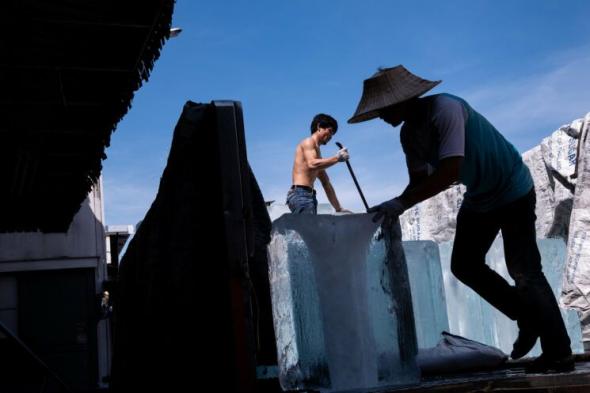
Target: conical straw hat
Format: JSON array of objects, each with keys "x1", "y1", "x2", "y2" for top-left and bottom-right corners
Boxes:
[{"x1": 348, "y1": 65, "x2": 441, "y2": 124}]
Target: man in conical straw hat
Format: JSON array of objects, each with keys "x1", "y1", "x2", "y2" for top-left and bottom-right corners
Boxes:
[{"x1": 349, "y1": 65, "x2": 573, "y2": 373}]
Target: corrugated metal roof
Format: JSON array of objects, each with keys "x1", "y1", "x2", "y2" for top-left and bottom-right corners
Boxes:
[{"x1": 0, "y1": 0, "x2": 175, "y2": 232}]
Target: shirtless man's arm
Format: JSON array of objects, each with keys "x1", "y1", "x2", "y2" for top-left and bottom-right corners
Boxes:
[
  {"x1": 292, "y1": 137, "x2": 346, "y2": 187},
  {"x1": 318, "y1": 170, "x2": 347, "y2": 212},
  {"x1": 300, "y1": 137, "x2": 341, "y2": 171}
]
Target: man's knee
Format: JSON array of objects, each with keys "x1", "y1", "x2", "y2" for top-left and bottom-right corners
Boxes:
[
  {"x1": 450, "y1": 252, "x2": 489, "y2": 286},
  {"x1": 512, "y1": 270, "x2": 546, "y2": 291},
  {"x1": 450, "y1": 255, "x2": 471, "y2": 283}
]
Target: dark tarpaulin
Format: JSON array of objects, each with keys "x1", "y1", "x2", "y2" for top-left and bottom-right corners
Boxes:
[
  {"x1": 110, "y1": 101, "x2": 275, "y2": 392},
  {"x1": 0, "y1": 0, "x2": 174, "y2": 232}
]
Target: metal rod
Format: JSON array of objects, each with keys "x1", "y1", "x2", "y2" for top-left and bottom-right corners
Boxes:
[{"x1": 335, "y1": 142, "x2": 369, "y2": 212}]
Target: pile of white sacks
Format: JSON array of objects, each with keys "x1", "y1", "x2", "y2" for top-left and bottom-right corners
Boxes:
[{"x1": 400, "y1": 112, "x2": 590, "y2": 346}]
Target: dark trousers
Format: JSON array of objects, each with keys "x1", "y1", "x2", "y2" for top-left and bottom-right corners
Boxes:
[{"x1": 451, "y1": 189, "x2": 571, "y2": 357}]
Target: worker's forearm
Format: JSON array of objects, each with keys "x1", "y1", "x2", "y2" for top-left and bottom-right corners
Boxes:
[
  {"x1": 323, "y1": 183, "x2": 342, "y2": 211},
  {"x1": 399, "y1": 157, "x2": 462, "y2": 208},
  {"x1": 399, "y1": 168, "x2": 457, "y2": 208},
  {"x1": 308, "y1": 156, "x2": 339, "y2": 170}
]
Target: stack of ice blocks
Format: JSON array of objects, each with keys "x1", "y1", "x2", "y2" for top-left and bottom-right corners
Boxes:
[{"x1": 268, "y1": 214, "x2": 419, "y2": 392}]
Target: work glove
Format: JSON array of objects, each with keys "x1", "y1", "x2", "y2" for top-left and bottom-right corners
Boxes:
[
  {"x1": 336, "y1": 147, "x2": 349, "y2": 162},
  {"x1": 368, "y1": 197, "x2": 407, "y2": 223}
]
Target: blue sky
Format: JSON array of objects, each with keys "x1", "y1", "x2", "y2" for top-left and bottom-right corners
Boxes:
[{"x1": 103, "y1": 0, "x2": 590, "y2": 226}]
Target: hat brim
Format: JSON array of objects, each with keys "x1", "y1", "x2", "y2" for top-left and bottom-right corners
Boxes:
[
  {"x1": 347, "y1": 109, "x2": 381, "y2": 124},
  {"x1": 347, "y1": 79, "x2": 441, "y2": 124}
]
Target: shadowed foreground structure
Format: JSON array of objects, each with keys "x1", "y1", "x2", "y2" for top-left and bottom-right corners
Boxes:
[
  {"x1": 0, "y1": 0, "x2": 174, "y2": 232},
  {"x1": 110, "y1": 101, "x2": 275, "y2": 392}
]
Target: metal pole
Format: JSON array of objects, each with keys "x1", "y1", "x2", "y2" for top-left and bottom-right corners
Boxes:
[{"x1": 336, "y1": 142, "x2": 369, "y2": 212}]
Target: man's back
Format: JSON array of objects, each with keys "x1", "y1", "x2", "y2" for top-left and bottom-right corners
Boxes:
[{"x1": 401, "y1": 94, "x2": 533, "y2": 211}]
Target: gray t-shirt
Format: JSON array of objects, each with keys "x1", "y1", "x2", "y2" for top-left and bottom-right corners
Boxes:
[
  {"x1": 401, "y1": 94, "x2": 466, "y2": 174},
  {"x1": 400, "y1": 94, "x2": 533, "y2": 211}
]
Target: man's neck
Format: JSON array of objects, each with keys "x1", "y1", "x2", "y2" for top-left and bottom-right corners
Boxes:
[
  {"x1": 403, "y1": 98, "x2": 424, "y2": 123},
  {"x1": 311, "y1": 133, "x2": 322, "y2": 147}
]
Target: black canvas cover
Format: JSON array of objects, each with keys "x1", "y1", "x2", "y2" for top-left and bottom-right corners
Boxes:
[{"x1": 110, "y1": 101, "x2": 274, "y2": 392}]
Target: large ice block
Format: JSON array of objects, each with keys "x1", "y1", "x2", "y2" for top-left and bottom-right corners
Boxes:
[
  {"x1": 438, "y1": 242, "x2": 497, "y2": 348},
  {"x1": 439, "y1": 238, "x2": 583, "y2": 355},
  {"x1": 268, "y1": 214, "x2": 419, "y2": 392},
  {"x1": 403, "y1": 241, "x2": 450, "y2": 349}
]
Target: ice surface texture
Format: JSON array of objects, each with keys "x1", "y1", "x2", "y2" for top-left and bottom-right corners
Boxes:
[
  {"x1": 268, "y1": 214, "x2": 419, "y2": 392},
  {"x1": 403, "y1": 241, "x2": 450, "y2": 349}
]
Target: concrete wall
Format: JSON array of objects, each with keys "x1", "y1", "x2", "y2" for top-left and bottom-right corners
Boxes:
[
  {"x1": 0, "y1": 179, "x2": 110, "y2": 389},
  {"x1": 0, "y1": 182, "x2": 106, "y2": 267}
]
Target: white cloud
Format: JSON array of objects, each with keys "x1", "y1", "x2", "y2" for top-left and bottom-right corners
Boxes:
[{"x1": 463, "y1": 47, "x2": 590, "y2": 149}]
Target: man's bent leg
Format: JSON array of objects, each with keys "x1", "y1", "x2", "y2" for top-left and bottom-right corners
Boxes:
[
  {"x1": 451, "y1": 205, "x2": 520, "y2": 320},
  {"x1": 501, "y1": 190, "x2": 571, "y2": 360}
]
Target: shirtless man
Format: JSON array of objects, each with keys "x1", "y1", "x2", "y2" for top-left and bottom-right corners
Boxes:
[{"x1": 287, "y1": 113, "x2": 351, "y2": 214}]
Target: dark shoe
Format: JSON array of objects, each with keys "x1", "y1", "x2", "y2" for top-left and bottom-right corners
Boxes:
[
  {"x1": 525, "y1": 353, "x2": 575, "y2": 374},
  {"x1": 511, "y1": 326, "x2": 539, "y2": 359}
]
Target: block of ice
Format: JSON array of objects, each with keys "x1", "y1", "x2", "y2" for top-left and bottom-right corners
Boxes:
[
  {"x1": 439, "y1": 238, "x2": 583, "y2": 355},
  {"x1": 403, "y1": 241, "x2": 450, "y2": 349},
  {"x1": 268, "y1": 214, "x2": 419, "y2": 392},
  {"x1": 439, "y1": 242, "x2": 501, "y2": 350}
]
